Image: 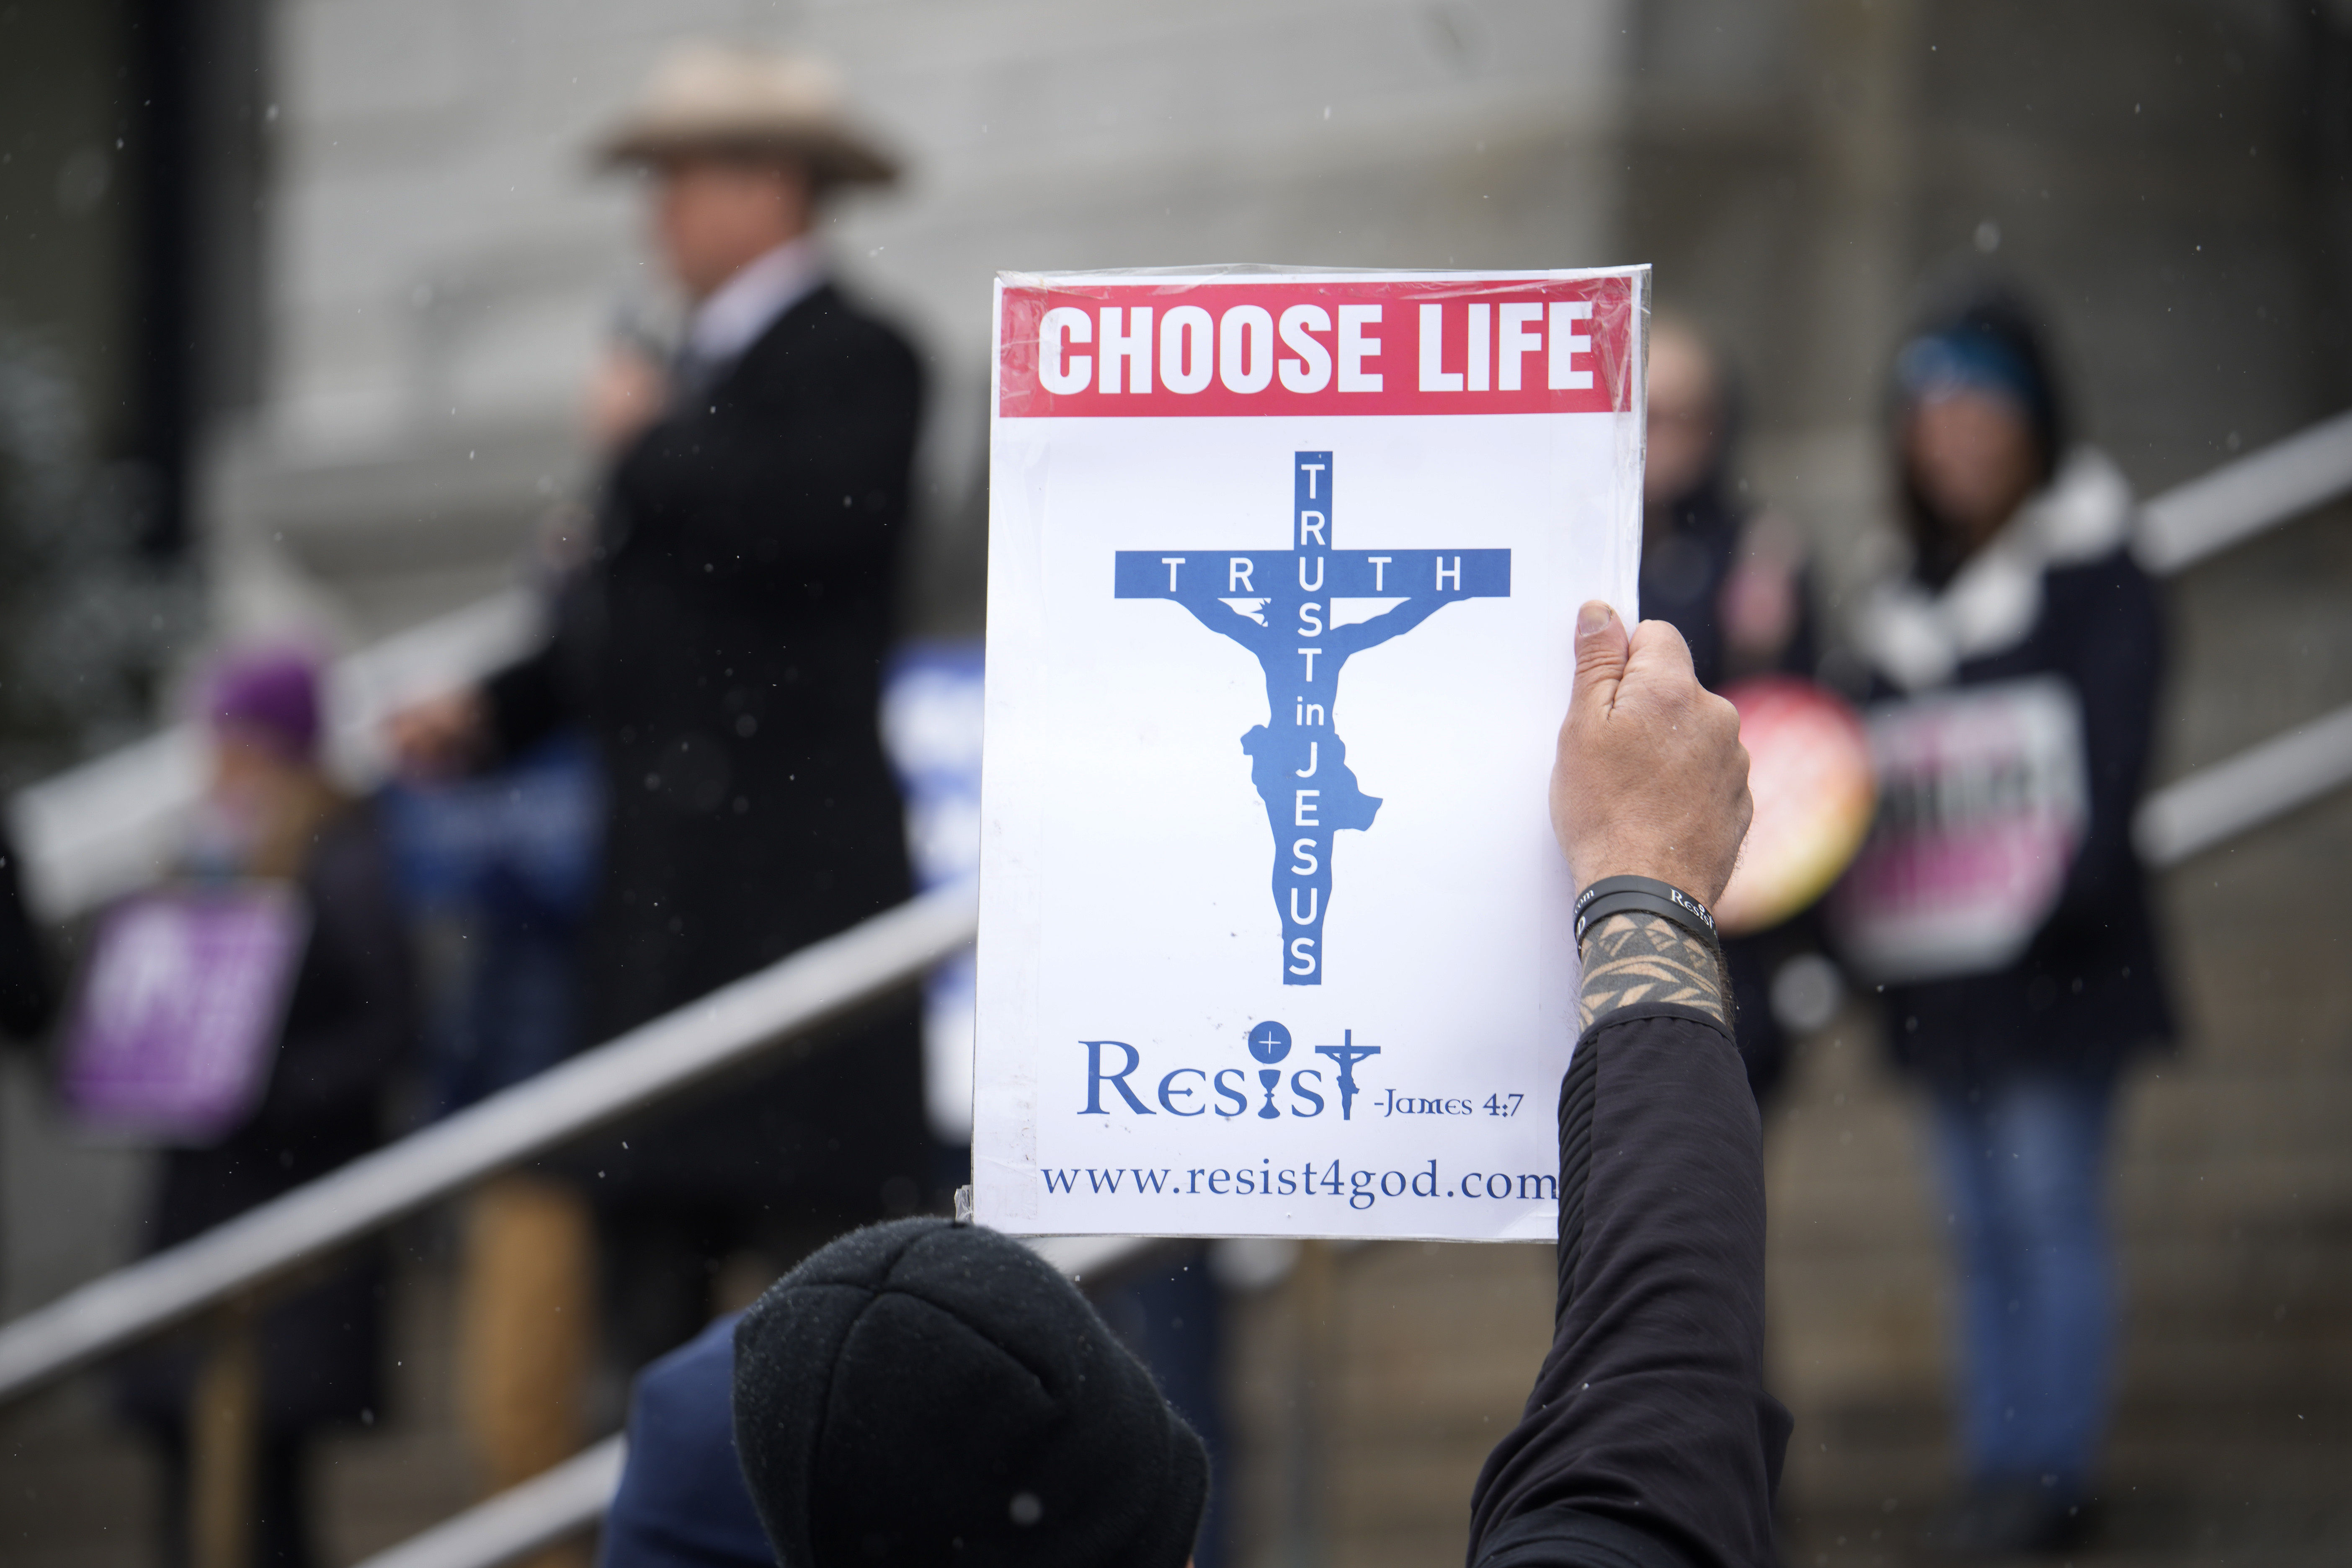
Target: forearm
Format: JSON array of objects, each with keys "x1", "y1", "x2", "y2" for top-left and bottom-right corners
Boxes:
[
  {"x1": 1576, "y1": 911, "x2": 1726, "y2": 1032},
  {"x1": 1466, "y1": 913, "x2": 1785, "y2": 1568}
]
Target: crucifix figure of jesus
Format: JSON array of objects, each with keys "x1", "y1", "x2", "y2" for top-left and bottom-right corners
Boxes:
[{"x1": 1116, "y1": 451, "x2": 1510, "y2": 984}]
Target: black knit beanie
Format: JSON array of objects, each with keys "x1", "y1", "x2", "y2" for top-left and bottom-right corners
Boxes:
[{"x1": 732, "y1": 1218, "x2": 1209, "y2": 1568}]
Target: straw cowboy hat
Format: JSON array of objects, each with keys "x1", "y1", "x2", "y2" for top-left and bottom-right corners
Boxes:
[{"x1": 596, "y1": 42, "x2": 900, "y2": 186}]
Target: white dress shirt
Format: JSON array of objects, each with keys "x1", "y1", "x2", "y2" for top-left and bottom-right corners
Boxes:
[{"x1": 679, "y1": 237, "x2": 828, "y2": 384}]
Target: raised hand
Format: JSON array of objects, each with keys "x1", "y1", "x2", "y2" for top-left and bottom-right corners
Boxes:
[{"x1": 1549, "y1": 601, "x2": 1751, "y2": 905}]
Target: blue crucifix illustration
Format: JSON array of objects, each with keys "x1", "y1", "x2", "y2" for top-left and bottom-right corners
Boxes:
[{"x1": 1115, "y1": 451, "x2": 1510, "y2": 984}]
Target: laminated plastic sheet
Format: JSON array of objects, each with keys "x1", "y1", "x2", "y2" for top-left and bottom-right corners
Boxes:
[{"x1": 975, "y1": 266, "x2": 1647, "y2": 1240}]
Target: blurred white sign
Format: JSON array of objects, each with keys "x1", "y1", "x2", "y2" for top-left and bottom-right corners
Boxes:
[{"x1": 1831, "y1": 676, "x2": 2089, "y2": 984}]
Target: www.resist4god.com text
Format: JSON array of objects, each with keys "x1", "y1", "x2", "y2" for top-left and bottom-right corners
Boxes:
[{"x1": 1039, "y1": 1159, "x2": 1557, "y2": 1210}]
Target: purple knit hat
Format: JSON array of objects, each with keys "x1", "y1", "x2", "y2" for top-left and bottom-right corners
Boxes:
[{"x1": 206, "y1": 647, "x2": 323, "y2": 760}]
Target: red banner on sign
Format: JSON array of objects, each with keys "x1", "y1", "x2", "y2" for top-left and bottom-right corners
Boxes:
[{"x1": 996, "y1": 275, "x2": 1635, "y2": 418}]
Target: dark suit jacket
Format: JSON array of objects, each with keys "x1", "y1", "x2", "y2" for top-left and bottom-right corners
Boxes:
[{"x1": 485, "y1": 281, "x2": 927, "y2": 1211}]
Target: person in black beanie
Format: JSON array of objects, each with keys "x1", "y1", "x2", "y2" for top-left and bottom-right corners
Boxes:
[
  {"x1": 609, "y1": 599, "x2": 1782, "y2": 1568},
  {"x1": 732, "y1": 1220, "x2": 1208, "y2": 1567},
  {"x1": 598, "y1": 1227, "x2": 1212, "y2": 1568}
]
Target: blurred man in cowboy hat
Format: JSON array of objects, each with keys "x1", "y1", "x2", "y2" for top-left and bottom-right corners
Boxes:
[
  {"x1": 392, "y1": 39, "x2": 931, "y2": 1511},
  {"x1": 578, "y1": 44, "x2": 906, "y2": 450}
]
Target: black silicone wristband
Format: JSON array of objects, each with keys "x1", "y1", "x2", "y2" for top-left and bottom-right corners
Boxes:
[{"x1": 1573, "y1": 875, "x2": 1718, "y2": 947}]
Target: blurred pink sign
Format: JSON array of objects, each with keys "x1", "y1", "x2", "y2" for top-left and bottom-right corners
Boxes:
[
  {"x1": 1830, "y1": 676, "x2": 2086, "y2": 985},
  {"x1": 59, "y1": 886, "x2": 309, "y2": 1144}
]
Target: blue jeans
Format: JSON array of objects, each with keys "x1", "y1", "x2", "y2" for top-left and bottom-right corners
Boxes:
[{"x1": 1926, "y1": 1070, "x2": 2118, "y2": 1495}]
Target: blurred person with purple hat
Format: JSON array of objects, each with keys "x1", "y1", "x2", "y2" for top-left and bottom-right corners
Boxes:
[
  {"x1": 113, "y1": 645, "x2": 417, "y2": 1568},
  {"x1": 211, "y1": 647, "x2": 320, "y2": 743},
  {"x1": 1841, "y1": 291, "x2": 2172, "y2": 1556},
  {"x1": 387, "y1": 38, "x2": 929, "y2": 1430},
  {"x1": 182, "y1": 649, "x2": 328, "y2": 876}
]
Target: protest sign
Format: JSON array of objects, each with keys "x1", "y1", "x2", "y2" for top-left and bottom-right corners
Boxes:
[
  {"x1": 1829, "y1": 676, "x2": 2088, "y2": 984},
  {"x1": 974, "y1": 267, "x2": 1645, "y2": 1240},
  {"x1": 59, "y1": 883, "x2": 309, "y2": 1144}
]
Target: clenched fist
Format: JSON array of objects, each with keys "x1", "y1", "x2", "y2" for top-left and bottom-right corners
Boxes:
[{"x1": 1549, "y1": 601, "x2": 1752, "y2": 905}]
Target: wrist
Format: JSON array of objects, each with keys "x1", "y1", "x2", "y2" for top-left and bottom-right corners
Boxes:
[{"x1": 1573, "y1": 874, "x2": 1718, "y2": 947}]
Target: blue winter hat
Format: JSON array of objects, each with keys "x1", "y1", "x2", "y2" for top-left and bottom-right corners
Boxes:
[
  {"x1": 1893, "y1": 328, "x2": 2043, "y2": 420},
  {"x1": 1890, "y1": 291, "x2": 2070, "y2": 487}
]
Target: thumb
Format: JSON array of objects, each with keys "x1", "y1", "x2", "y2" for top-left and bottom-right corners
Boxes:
[{"x1": 1571, "y1": 599, "x2": 1631, "y2": 720}]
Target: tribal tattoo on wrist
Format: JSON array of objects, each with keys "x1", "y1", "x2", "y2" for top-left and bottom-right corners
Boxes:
[{"x1": 1576, "y1": 910, "x2": 1727, "y2": 1030}]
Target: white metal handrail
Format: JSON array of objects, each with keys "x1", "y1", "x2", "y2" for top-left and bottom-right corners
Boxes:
[
  {"x1": 351, "y1": 1437, "x2": 627, "y2": 1568},
  {"x1": 0, "y1": 882, "x2": 977, "y2": 1403},
  {"x1": 2134, "y1": 408, "x2": 2352, "y2": 575},
  {"x1": 2135, "y1": 702, "x2": 2352, "y2": 867}
]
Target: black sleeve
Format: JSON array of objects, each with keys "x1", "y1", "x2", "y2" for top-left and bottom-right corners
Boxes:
[
  {"x1": 479, "y1": 556, "x2": 607, "y2": 764},
  {"x1": 481, "y1": 628, "x2": 575, "y2": 763},
  {"x1": 0, "y1": 821, "x2": 54, "y2": 1040},
  {"x1": 2046, "y1": 553, "x2": 2164, "y2": 928},
  {"x1": 1465, "y1": 1003, "x2": 1790, "y2": 1568}
]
